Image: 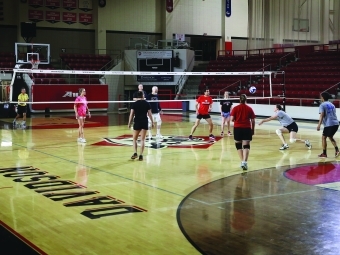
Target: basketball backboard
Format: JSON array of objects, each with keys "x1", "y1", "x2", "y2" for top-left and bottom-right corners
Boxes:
[{"x1": 15, "y1": 43, "x2": 50, "y2": 64}]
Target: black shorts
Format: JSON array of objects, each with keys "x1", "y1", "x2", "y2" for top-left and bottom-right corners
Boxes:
[
  {"x1": 197, "y1": 114, "x2": 211, "y2": 120},
  {"x1": 133, "y1": 120, "x2": 148, "y2": 131},
  {"x1": 284, "y1": 122, "x2": 298, "y2": 133},
  {"x1": 17, "y1": 105, "x2": 27, "y2": 115},
  {"x1": 323, "y1": 125, "x2": 339, "y2": 137},
  {"x1": 234, "y1": 127, "x2": 253, "y2": 141}
]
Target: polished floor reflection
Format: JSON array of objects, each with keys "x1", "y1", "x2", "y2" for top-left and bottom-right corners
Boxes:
[{"x1": 0, "y1": 112, "x2": 339, "y2": 255}]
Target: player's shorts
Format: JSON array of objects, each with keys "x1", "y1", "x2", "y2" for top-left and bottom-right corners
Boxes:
[
  {"x1": 323, "y1": 125, "x2": 339, "y2": 137},
  {"x1": 134, "y1": 120, "x2": 148, "y2": 131},
  {"x1": 148, "y1": 113, "x2": 161, "y2": 123},
  {"x1": 197, "y1": 114, "x2": 211, "y2": 120},
  {"x1": 17, "y1": 105, "x2": 27, "y2": 115},
  {"x1": 234, "y1": 127, "x2": 252, "y2": 141},
  {"x1": 222, "y1": 112, "x2": 230, "y2": 118},
  {"x1": 284, "y1": 122, "x2": 298, "y2": 133}
]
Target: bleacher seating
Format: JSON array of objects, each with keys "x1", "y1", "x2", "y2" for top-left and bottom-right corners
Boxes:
[
  {"x1": 60, "y1": 53, "x2": 112, "y2": 71},
  {"x1": 0, "y1": 52, "x2": 15, "y2": 69}
]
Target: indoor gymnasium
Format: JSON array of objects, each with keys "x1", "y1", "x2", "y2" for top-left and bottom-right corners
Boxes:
[{"x1": 1, "y1": 1, "x2": 340, "y2": 254}]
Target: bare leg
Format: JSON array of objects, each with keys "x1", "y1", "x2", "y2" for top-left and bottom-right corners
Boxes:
[
  {"x1": 77, "y1": 118, "x2": 85, "y2": 139},
  {"x1": 226, "y1": 117, "x2": 231, "y2": 133},
  {"x1": 132, "y1": 130, "x2": 141, "y2": 154},
  {"x1": 242, "y1": 141, "x2": 250, "y2": 161},
  {"x1": 139, "y1": 129, "x2": 147, "y2": 155},
  {"x1": 329, "y1": 136, "x2": 338, "y2": 149},
  {"x1": 221, "y1": 117, "x2": 226, "y2": 133},
  {"x1": 322, "y1": 135, "x2": 327, "y2": 152},
  {"x1": 205, "y1": 118, "x2": 213, "y2": 134},
  {"x1": 190, "y1": 119, "x2": 201, "y2": 135},
  {"x1": 276, "y1": 128, "x2": 288, "y2": 144},
  {"x1": 23, "y1": 113, "x2": 27, "y2": 122}
]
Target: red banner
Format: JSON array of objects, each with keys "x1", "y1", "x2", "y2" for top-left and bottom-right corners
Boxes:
[
  {"x1": 28, "y1": 0, "x2": 44, "y2": 8},
  {"x1": 45, "y1": 0, "x2": 61, "y2": 9},
  {"x1": 62, "y1": 0, "x2": 77, "y2": 10},
  {"x1": 46, "y1": 11, "x2": 60, "y2": 23},
  {"x1": 28, "y1": 9, "x2": 44, "y2": 22},
  {"x1": 62, "y1": 12, "x2": 77, "y2": 24},
  {"x1": 166, "y1": 0, "x2": 173, "y2": 13},
  {"x1": 31, "y1": 84, "x2": 108, "y2": 111},
  {"x1": 79, "y1": 13, "x2": 92, "y2": 25}
]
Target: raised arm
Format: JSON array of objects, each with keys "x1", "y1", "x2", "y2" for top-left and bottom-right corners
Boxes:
[{"x1": 258, "y1": 114, "x2": 278, "y2": 125}]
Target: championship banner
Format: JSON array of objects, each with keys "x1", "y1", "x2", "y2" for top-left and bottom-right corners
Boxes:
[
  {"x1": 79, "y1": 13, "x2": 92, "y2": 25},
  {"x1": 78, "y1": 0, "x2": 92, "y2": 12},
  {"x1": 62, "y1": 12, "x2": 77, "y2": 24},
  {"x1": 62, "y1": 0, "x2": 77, "y2": 11},
  {"x1": 0, "y1": 1, "x2": 3, "y2": 21},
  {"x1": 166, "y1": 0, "x2": 173, "y2": 13},
  {"x1": 45, "y1": 11, "x2": 60, "y2": 23},
  {"x1": 30, "y1": 84, "x2": 108, "y2": 111},
  {"x1": 226, "y1": 0, "x2": 231, "y2": 17},
  {"x1": 28, "y1": 0, "x2": 44, "y2": 8},
  {"x1": 45, "y1": 0, "x2": 61, "y2": 9},
  {"x1": 28, "y1": 9, "x2": 44, "y2": 22}
]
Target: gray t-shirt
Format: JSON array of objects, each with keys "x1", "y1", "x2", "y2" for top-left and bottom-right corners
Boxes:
[
  {"x1": 319, "y1": 101, "x2": 339, "y2": 127},
  {"x1": 277, "y1": 110, "x2": 294, "y2": 127}
]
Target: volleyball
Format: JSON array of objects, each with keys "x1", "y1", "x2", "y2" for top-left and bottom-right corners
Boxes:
[{"x1": 249, "y1": 86, "x2": 256, "y2": 94}]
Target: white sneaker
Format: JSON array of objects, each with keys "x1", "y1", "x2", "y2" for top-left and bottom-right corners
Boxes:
[
  {"x1": 80, "y1": 138, "x2": 86, "y2": 143},
  {"x1": 148, "y1": 135, "x2": 152, "y2": 140},
  {"x1": 77, "y1": 138, "x2": 82, "y2": 142},
  {"x1": 279, "y1": 144, "x2": 289, "y2": 150},
  {"x1": 156, "y1": 134, "x2": 163, "y2": 139},
  {"x1": 305, "y1": 140, "x2": 312, "y2": 150},
  {"x1": 241, "y1": 162, "x2": 248, "y2": 170}
]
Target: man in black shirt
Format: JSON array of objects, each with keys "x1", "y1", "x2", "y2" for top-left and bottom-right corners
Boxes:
[
  {"x1": 128, "y1": 91, "x2": 154, "y2": 161},
  {"x1": 146, "y1": 86, "x2": 163, "y2": 140},
  {"x1": 133, "y1": 84, "x2": 147, "y2": 101}
]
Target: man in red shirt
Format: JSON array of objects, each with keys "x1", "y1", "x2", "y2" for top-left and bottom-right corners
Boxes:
[
  {"x1": 189, "y1": 89, "x2": 215, "y2": 141},
  {"x1": 230, "y1": 94, "x2": 256, "y2": 170}
]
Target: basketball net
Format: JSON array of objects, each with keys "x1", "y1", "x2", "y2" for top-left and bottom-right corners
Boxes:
[{"x1": 30, "y1": 59, "x2": 40, "y2": 69}]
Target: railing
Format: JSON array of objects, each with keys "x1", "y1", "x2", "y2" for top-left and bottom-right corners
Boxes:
[
  {"x1": 279, "y1": 52, "x2": 296, "y2": 67},
  {"x1": 175, "y1": 53, "x2": 196, "y2": 99},
  {"x1": 218, "y1": 80, "x2": 241, "y2": 98}
]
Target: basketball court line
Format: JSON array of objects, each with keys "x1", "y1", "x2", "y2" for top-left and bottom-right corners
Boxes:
[{"x1": 1, "y1": 138, "x2": 188, "y2": 199}]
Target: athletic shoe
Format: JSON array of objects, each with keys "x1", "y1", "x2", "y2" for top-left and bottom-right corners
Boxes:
[
  {"x1": 336, "y1": 151, "x2": 340, "y2": 157},
  {"x1": 148, "y1": 135, "x2": 152, "y2": 140},
  {"x1": 279, "y1": 144, "x2": 289, "y2": 150},
  {"x1": 318, "y1": 153, "x2": 327, "y2": 158},
  {"x1": 138, "y1": 155, "x2": 143, "y2": 161},
  {"x1": 305, "y1": 140, "x2": 312, "y2": 150},
  {"x1": 241, "y1": 162, "x2": 248, "y2": 170},
  {"x1": 80, "y1": 138, "x2": 86, "y2": 143},
  {"x1": 131, "y1": 153, "x2": 138, "y2": 159},
  {"x1": 77, "y1": 138, "x2": 82, "y2": 142},
  {"x1": 220, "y1": 131, "x2": 224, "y2": 137},
  {"x1": 156, "y1": 134, "x2": 163, "y2": 139},
  {"x1": 228, "y1": 131, "x2": 232, "y2": 136},
  {"x1": 209, "y1": 134, "x2": 215, "y2": 141},
  {"x1": 188, "y1": 135, "x2": 193, "y2": 140}
]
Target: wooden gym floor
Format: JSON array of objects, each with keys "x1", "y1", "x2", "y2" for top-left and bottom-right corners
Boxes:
[{"x1": 1, "y1": 112, "x2": 340, "y2": 255}]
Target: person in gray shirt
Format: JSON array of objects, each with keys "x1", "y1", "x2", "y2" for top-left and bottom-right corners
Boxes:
[
  {"x1": 259, "y1": 104, "x2": 312, "y2": 150},
  {"x1": 317, "y1": 92, "x2": 340, "y2": 158}
]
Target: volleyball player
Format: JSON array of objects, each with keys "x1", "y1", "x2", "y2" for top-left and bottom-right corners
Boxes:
[
  {"x1": 317, "y1": 92, "x2": 340, "y2": 158},
  {"x1": 128, "y1": 91, "x2": 154, "y2": 161},
  {"x1": 230, "y1": 94, "x2": 255, "y2": 170},
  {"x1": 74, "y1": 88, "x2": 91, "y2": 143},
  {"x1": 258, "y1": 104, "x2": 312, "y2": 150},
  {"x1": 189, "y1": 89, "x2": 215, "y2": 141},
  {"x1": 146, "y1": 86, "x2": 163, "y2": 140},
  {"x1": 133, "y1": 84, "x2": 147, "y2": 101},
  {"x1": 220, "y1": 91, "x2": 233, "y2": 136},
  {"x1": 13, "y1": 88, "x2": 29, "y2": 128}
]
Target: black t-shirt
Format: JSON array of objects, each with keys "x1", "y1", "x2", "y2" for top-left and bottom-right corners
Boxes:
[
  {"x1": 220, "y1": 100, "x2": 233, "y2": 112},
  {"x1": 133, "y1": 90, "x2": 147, "y2": 100},
  {"x1": 131, "y1": 100, "x2": 151, "y2": 121}
]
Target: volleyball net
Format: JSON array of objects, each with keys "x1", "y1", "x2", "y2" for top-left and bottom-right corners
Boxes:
[{"x1": 5, "y1": 68, "x2": 285, "y2": 113}]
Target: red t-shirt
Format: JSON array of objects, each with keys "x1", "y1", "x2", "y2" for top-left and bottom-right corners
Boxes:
[
  {"x1": 196, "y1": 95, "x2": 213, "y2": 115},
  {"x1": 230, "y1": 104, "x2": 256, "y2": 128}
]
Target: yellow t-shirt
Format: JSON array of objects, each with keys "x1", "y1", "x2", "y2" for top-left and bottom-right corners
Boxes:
[{"x1": 18, "y1": 93, "x2": 29, "y2": 106}]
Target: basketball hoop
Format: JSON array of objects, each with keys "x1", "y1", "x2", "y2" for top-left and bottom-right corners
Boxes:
[{"x1": 30, "y1": 59, "x2": 40, "y2": 69}]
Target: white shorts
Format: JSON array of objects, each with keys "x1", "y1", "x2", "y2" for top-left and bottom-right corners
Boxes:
[{"x1": 148, "y1": 113, "x2": 161, "y2": 123}]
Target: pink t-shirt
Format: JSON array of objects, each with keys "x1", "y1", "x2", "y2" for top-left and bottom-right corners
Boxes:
[{"x1": 75, "y1": 96, "x2": 87, "y2": 117}]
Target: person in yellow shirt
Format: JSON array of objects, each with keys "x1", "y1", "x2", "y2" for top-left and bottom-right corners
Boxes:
[{"x1": 13, "y1": 88, "x2": 29, "y2": 128}]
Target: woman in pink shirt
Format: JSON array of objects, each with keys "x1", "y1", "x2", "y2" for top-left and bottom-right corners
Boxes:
[{"x1": 74, "y1": 88, "x2": 91, "y2": 143}]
